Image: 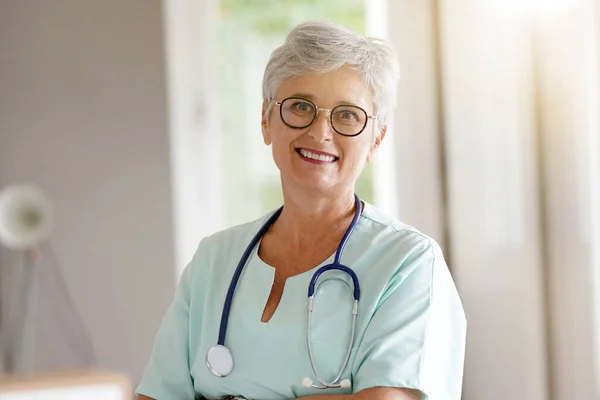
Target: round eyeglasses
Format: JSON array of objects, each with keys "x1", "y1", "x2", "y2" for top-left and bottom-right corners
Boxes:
[{"x1": 272, "y1": 97, "x2": 378, "y2": 137}]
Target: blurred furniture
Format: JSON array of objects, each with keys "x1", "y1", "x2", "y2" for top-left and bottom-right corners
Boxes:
[
  {"x1": 0, "y1": 184, "x2": 95, "y2": 374},
  {"x1": 0, "y1": 369, "x2": 131, "y2": 400}
]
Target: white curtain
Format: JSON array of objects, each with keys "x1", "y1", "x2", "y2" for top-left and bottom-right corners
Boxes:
[
  {"x1": 535, "y1": 1, "x2": 600, "y2": 397},
  {"x1": 385, "y1": 1, "x2": 600, "y2": 399}
]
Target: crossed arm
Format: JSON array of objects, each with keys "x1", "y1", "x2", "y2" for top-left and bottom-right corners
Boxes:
[{"x1": 137, "y1": 386, "x2": 422, "y2": 400}]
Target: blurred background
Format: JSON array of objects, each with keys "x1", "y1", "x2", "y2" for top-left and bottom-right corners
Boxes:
[{"x1": 0, "y1": 0, "x2": 599, "y2": 399}]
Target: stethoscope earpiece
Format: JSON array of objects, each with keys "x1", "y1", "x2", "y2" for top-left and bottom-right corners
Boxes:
[
  {"x1": 302, "y1": 377, "x2": 313, "y2": 388},
  {"x1": 302, "y1": 377, "x2": 352, "y2": 389}
]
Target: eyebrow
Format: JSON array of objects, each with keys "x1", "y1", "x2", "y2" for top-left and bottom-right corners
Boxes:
[{"x1": 288, "y1": 93, "x2": 366, "y2": 109}]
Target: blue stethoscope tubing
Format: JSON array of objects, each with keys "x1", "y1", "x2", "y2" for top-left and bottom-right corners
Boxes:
[{"x1": 206, "y1": 194, "x2": 362, "y2": 389}]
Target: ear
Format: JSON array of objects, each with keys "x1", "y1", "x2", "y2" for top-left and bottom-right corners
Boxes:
[
  {"x1": 262, "y1": 100, "x2": 272, "y2": 145},
  {"x1": 366, "y1": 125, "x2": 387, "y2": 162}
]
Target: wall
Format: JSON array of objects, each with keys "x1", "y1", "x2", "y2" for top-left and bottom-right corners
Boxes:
[{"x1": 0, "y1": 0, "x2": 176, "y2": 385}]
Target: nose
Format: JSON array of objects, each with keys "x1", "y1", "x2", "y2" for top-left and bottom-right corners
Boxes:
[{"x1": 308, "y1": 108, "x2": 333, "y2": 143}]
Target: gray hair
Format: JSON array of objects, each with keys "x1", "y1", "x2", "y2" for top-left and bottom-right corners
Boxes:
[{"x1": 262, "y1": 20, "x2": 400, "y2": 131}]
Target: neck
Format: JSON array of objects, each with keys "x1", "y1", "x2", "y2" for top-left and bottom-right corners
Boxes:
[{"x1": 274, "y1": 184, "x2": 358, "y2": 248}]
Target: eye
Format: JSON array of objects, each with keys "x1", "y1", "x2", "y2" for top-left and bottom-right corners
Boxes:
[
  {"x1": 291, "y1": 100, "x2": 315, "y2": 113},
  {"x1": 333, "y1": 108, "x2": 361, "y2": 124},
  {"x1": 338, "y1": 110, "x2": 358, "y2": 121}
]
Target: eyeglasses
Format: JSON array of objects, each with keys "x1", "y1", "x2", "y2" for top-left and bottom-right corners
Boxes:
[{"x1": 272, "y1": 97, "x2": 378, "y2": 137}]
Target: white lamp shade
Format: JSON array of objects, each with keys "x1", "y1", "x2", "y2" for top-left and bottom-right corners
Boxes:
[{"x1": 0, "y1": 184, "x2": 53, "y2": 251}]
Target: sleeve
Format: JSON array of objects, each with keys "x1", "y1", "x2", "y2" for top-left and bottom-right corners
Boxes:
[
  {"x1": 352, "y1": 240, "x2": 467, "y2": 400},
  {"x1": 135, "y1": 251, "x2": 199, "y2": 400}
]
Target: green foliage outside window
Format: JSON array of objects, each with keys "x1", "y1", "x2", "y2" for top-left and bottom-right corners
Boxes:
[{"x1": 220, "y1": 0, "x2": 365, "y2": 35}]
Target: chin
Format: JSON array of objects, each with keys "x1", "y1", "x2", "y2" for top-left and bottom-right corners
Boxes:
[{"x1": 293, "y1": 177, "x2": 340, "y2": 194}]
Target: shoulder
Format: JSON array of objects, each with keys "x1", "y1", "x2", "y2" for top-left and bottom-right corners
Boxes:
[
  {"x1": 361, "y1": 202, "x2": 434, "y2": 241},
  {"x1": 359, "y1": 202, "x2": 441, "y2": 262},
  {"x1": 358, "y1": 203, "x2": 466, "y2": 325},
  {"x1": 191, "y1": 210, "x2": 277, "y2": 266},
  {"x1": 180, "y1": 210, "x2": 279, "y2": 299},
  {"x1": 357, "y1": 203, "x2": 456, "y2": 305}
]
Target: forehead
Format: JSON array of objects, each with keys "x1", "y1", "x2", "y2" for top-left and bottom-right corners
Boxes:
[{"x1": 275, "y1": 67, "x2": 373, "y2": 111}]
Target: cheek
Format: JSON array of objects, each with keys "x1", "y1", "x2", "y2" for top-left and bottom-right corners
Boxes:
[
  {"x1": 271, "y1": 123, "x2": 306, "y2": 148},
  {"x1": 269, "y1": 127, "x2": 301, "y2": 163},
  {"x1": 340, "y1": 137, "x2": 373, "y2": 166}
]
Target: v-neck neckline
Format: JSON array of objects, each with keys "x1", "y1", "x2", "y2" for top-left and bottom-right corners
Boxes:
[{"x1": 248, "y1": 240, "x2": 336, "y2": 325}]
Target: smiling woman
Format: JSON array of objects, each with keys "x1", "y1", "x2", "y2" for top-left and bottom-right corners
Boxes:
[{"x1": 135, "y1": 21, "x2": 466, "y2": 400}]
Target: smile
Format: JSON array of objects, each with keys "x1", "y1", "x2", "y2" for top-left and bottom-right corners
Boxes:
[{"x1": 296, "y1": 148, "x2": 338, "y2": 163}]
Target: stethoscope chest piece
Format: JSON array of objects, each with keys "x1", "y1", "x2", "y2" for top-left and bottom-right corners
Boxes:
[{"x1": 206, "y1": 344, "x2": 234, "y2": 377}]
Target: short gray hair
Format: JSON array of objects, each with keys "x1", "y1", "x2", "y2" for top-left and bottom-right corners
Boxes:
[{"x1": 262, "y1": 20, "x2": 400, "y2": 130}]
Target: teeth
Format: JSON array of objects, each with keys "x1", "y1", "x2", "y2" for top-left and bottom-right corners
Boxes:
[{"x1": 299, "y1": 149, "x2": 336, "y2": 162}]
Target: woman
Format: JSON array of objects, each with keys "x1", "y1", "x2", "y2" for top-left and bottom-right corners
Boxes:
[{"x1": 136, "y1": 21, "x2": 466, "y2": 400}]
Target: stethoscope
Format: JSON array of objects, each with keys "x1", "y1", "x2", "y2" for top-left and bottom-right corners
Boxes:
[{"x1": 206, "y1": 194, "x2": 362, "y2": 390}]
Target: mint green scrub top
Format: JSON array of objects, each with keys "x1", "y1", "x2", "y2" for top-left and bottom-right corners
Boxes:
[{"x1": 136, "y1": 202, "x2": 467, "y2": 399}]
